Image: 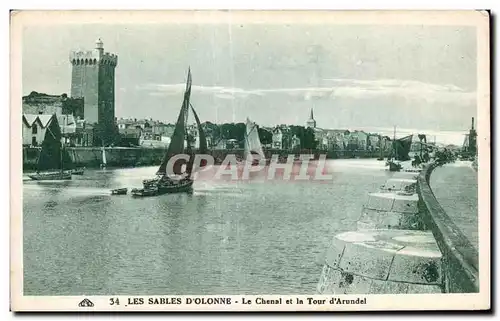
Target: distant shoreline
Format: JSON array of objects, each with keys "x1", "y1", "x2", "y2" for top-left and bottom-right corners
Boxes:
[{"x1": 22, "y1": 146, "x2": 391, "y2": 171}]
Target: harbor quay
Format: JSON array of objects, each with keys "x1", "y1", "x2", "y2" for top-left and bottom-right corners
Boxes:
[
  {"x1": 316, "y1": 159, "x2": 479, "y2": 294},
  {"x1": 22, "y1": 146, "x2": 388, "y2": 170}
]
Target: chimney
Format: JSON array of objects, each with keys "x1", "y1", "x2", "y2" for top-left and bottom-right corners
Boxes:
[{"x1": 471, "y1": 117, "x2": 475, "y2": 130}]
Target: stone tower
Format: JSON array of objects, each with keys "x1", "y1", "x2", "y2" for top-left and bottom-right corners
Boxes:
[
  {"x1": 69, "y1": 39, "x2": 118, "y2": 143},
  {"x1": 306, "y1": 108, "x2": 317, "y2": 128}
]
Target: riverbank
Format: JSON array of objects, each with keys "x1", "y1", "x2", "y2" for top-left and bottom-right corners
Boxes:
[{"x1": 22, "y1": 146, "x2": 389, "y2": 170}]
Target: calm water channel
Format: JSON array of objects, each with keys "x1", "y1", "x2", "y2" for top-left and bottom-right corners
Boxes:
[{"x1": 23, "y1": 159, "x2": 395, "y2": 295}]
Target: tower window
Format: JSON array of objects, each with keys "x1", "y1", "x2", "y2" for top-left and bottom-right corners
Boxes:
[{"x1": 32, "y1": 124, "x2": 38, "y2": 134}]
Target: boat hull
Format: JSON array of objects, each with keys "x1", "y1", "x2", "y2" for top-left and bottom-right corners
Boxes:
[
  {"x1": 111, "y1": 188, "x2": 128, "y2": 195},
  {"x1": 28, "y1": 171, "x2": 72, "y2": 180},
  {"x1": 132, "y1": 179, "x2": 194, "y2": 197},
  {"x1": 71, "y1": 168, "x2": 85, "y2": 175},
  {"x1": 388, "y1": 161, "x2": 402, "y2": 172}
]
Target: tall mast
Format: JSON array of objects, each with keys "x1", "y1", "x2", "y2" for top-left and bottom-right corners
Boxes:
[
  {"x1": 393, "y1": 125, "x2": 396, "y2": 160},
  {"x1": 60, "y1": 115, "x2": 64, "y2": 173}
]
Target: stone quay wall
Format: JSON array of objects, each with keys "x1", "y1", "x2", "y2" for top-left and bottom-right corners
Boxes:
[
  {"x1": 316, "y1": 162, "x2": 479, "y2": 294},
  {"x1": 417, "y1": 163, "x2": 479, "y2": 293},
  {"x1": 22, "y1": 147, "x2": 384, "y2": 170}
]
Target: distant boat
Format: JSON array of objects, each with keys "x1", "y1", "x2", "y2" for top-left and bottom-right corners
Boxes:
[
  {"x1": 28, "y1": 115, "x2": 73, "y2": 181},
  {"x1": 100, "y1": 145, "x2": 107, "y2": 169},
  {"x1": 386, "y1": 126, "x2": 413, "y2": 172},
  {"x1": 111, "y1": 188, "x2": 127, "y2": 195},
  {"x1": 71, "y1": 167, "x2": 85, "y2": 175},
  {"x1": 132, "y1": 68, "x2": 208, "y2": 197},
  {"x1": 241, "y1": 117, "x2": 268, "y2": 166}
]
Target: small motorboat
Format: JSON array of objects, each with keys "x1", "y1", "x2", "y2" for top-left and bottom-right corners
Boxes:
[
  {"x1": 111, "y1": 188, "x2": 128, "y2": 195},
  {"x1": 71, "y1": 167, "x2": 85, "y2": 175}
]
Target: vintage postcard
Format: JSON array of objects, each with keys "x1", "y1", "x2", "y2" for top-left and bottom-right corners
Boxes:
[{"x1": 10, "y1": 10, "x2": 490, "y2": 311}]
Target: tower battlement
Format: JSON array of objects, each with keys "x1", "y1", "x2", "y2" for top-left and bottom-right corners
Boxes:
[
  {"x1": 69, "y1": 50, "x2": 118, "y2": 66},
  {"x1": 70, "y1": 38, "x2": 118, "y2": 145}
]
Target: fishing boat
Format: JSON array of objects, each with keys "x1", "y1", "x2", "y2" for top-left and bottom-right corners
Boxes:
[
  {"x1": 132, "y1": 68, "x2": 208, "y2": 197},
  {"x1": 100, "y1": 145, "x2": 107, "y2": 169},
  {"x1": 386, "y1": 126, "x2": 412, "y2": 172},
  {"x1": 28, "y1": 115, "x2": 74, "y2": 181},
  {"x1": 111, "y1": 188, "x2": 128, "y2": 195}
]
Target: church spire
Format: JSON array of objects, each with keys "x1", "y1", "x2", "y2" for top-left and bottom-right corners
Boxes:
[{"x1": 306, "y1": 108, "x2": 316, "y2": 128}]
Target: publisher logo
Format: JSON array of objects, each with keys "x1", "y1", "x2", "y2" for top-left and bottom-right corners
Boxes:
[{"x1": 78, "y1": 298, "x2": 95, "y2": 307}]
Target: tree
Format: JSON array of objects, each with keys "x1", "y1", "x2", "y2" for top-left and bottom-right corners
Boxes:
[
  {"x1": 258, "y1": 128, "x2": 272, "y2": 145},
  {"x1": 289, "y1": 125, "x2": 317, "y2": 150}
]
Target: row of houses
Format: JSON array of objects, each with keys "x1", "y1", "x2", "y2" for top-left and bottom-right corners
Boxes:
[
  {"x1": 22, "y1": 114, "x2": 94, "y2": 147},
  {"x1": 269, "y1": 126, "x2": 393, "y2": 152}
]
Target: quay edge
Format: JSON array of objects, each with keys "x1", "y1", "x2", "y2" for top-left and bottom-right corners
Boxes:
[{"x1": 317, "y1": 162, "x2": 479, "y2": 294}]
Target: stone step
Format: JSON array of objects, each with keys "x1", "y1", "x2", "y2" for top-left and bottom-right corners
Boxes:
[
  {"x1": 317, "y1": 229, "x2": 443, "y2": 294},
  {"x1": 357, "y1": 208, "x2": 424, "y2": 231},
  {"x1": 365, "y1": 192, "x2": 419, "y2": 213},
  {"x1": 380, "y1": 178, "x2": 417, "y2": 193}
]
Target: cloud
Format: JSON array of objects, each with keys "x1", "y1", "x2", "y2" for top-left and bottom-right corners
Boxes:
[{"x1": 137, "y1": 78, "x2": 475, "y2": 103}]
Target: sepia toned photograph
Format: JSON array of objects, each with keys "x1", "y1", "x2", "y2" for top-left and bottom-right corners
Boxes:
[{"x1": 10, "y1": 10, "x2": 490, "y2": 311}]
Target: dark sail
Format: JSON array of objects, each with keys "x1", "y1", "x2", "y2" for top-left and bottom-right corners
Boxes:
[
  {"x1": 36, "y1": 116, "x2": 74, "y2": 172},
  {"x1": 393, "y1": 135, "x2": 413, "y2": 161},
  {"x1": 190, "y1": 104, "x2": 208, "y2": 154},
  {"x1": 185, "y1": 104, "x2": 208, "y2": 175},
  {"x1": 156, "y1": 68, "x2": 192, "y2": 175}
]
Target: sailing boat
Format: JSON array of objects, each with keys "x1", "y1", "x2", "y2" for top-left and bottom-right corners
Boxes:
[
  {"x1": 28, "y1": 115, "x2": 73, "y2": 180},
  {"x1": 131, "y1": 68, "x2": 207, "y2": 197},
  {"x1": 100, "y1": 144, "x2": 107, "y2": 169},
  {"x1": 386, "y1": 126, "x2": 413, "y2": 171},
  {"x1": 241, "y1": 117, "x2": 268, "y2": 166}
]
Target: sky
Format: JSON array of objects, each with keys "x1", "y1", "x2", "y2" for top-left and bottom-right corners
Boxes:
[{"x1": 22, "y1": 23, "x2": 477, "y2": 145}]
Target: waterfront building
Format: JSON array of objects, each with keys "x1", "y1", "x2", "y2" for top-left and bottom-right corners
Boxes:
[
  {"x1": 367, "y1": 134, "x2": 381, "y2": 151},
  {"x1": 74, "y1": 119, "x2": 94, "y2": 147},
  {"x1": 118, "y1": 127, "x2": 141, "y2": 146},
  {"x1": 56, "y1": 114, "x2": 77, "y2": 145},
  {"x1": 70, "y1": 38, "x2": 118, "y2": 144},
  {"x1": 291, "y1": 134, "x2": 301, "y2": 149},
  {"x1": 345, "y1": 130, "x2": 368, "y2": 150},
  {"x1": 22, "y1": 114, "x2": 60, "y2": 147},
  {"x1": 23, "y1": 92, "x2": 84, "y2": 119},
  {"x1": 272, "y1": 127, "x2": 283, "y2": 149}
]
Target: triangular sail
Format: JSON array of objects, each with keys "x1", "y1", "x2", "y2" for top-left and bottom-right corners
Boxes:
[
  {"x1": 244, "y1": 118, "x2": 265, "y2": 161},
  {"x1": 393, "y1": 135, "x2": 413, "y2": 161},
  {"x1": 190, "y1": 104, "x2": 207, "y2": 154},
  {"x1": 102, "y1": 146, "x2": 107, "y2": 165},
  {"x1": 156, "y1": 68, "x2": 192, "y2": 175},
  {"x1": 185, "y1": 104, "x2": 208, "y2": 176},
  {"x1": 36, "y1": 115, "x2": 74, "y2": 172}
]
